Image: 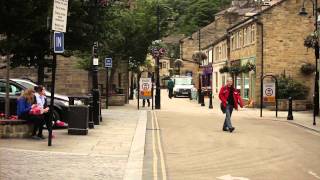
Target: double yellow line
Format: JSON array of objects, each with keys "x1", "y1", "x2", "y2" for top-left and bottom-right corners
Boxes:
[{"x1": 151, "y1": 111, "x2": 167, "y2": 180}]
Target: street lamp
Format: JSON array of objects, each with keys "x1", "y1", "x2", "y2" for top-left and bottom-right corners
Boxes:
[
  {"x1": 299, "y1": 0, "x2": 319, "y2": 126},
  {"x1": 155, "y1": 2, "x2": 161, "y2": 109}
]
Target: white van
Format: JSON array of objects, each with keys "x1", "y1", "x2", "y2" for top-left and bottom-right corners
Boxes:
[{"x1": 172, "y1": 76, "x2": 195, "y2": 97}]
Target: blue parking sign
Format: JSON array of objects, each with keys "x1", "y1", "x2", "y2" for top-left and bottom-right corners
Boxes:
[
  {"x1": 105, "y1": 58, "x2": 112, "y2": 68},
  {"x1": 54, "y1": 32, "x2": 64, "y2": 53}
]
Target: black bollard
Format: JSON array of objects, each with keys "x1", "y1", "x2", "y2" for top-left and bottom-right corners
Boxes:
[
  {"x1": 201, "y1": 91, "x2": 205, "y2": 106},
  {"x1": 189, "y1": 91, "x2": 192, "y2": 100},
  {"x1": 209, "y1": 91, "x2": 213, "y2": 109},
  {"x1": 287, "y1": 97, "x2": 293, "y2": 120}
]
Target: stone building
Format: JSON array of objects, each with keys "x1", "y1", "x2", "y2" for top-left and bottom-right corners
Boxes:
[
  {"x1": 179, "y1": 0, "x2": 261, "y2": 89},
  {"x1": 226, "y1": 0, "x2": 315, "y2": 105}
]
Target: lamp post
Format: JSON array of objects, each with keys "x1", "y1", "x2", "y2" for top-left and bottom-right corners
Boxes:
[
  {"x1": 155, "y1": 2, "x2": 161, "y2": 109},
  {"x1": 299, "y1": 0, "x2": 319, "y2": 125}
]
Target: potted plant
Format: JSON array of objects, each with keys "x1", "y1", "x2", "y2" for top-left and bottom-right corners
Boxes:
[
  {"x1": 241, "y1": 62, "x2": 256, "y2": 73},
  {"x1": 300, "y1": 63, "x2": 316, "y2": 75},
  {"x1": 219, "y1": 65, "x2": 229, "y2": 73},
  {"x1": 304, "y1": 31, "x2": 318, "y2": 49},
  {"x1": 192, "y1": 51, "x2": 207, "y2": 62}
]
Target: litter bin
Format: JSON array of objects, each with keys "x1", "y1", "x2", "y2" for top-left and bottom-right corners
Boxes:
[{"x1": 68, "y1": 105, "x2": 89, "y2": 135}]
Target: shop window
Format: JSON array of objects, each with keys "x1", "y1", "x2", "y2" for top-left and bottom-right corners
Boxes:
[
  {"x1": 251, "y1": 24, "x2": 256, "y2": 43},
  {"x1": 243, "y1": 73, "x2": 250, "y2": 99}
]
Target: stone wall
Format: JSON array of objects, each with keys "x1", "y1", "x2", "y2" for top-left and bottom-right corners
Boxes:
[{"x1": 0, "y1": 122, "x2": 33, "y2": 138}]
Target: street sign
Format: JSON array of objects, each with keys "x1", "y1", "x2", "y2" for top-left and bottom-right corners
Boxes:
[
  {"x1": 263, "y1": 82, "x2": 276, "y2": 102},
  {"x1": 105, "y1": 58, "x2": 112, "y2": 68},
  {"x1": 52, "y1": 0, "x2": 69, "y2": 32},
  {"x1": 54, "y1": 32, "x2": 64, "y2": 53},
  {"x1": 139, "y1": 78, "x2": 152, "y2": 99}
]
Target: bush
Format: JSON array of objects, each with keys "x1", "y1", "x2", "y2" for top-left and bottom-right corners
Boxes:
[
  {"x1": 277, "y1": 75, "x2": 309, "y2": 100},
  {"x1": 219, "y1": 66, "x2": 229, "y2": 73}
]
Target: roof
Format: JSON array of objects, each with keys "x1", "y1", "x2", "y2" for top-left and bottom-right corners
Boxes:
[{"x1": 227, "y1": 0, "x2": 287, "y2": 31}]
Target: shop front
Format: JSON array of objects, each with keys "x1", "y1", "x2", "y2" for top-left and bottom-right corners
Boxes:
[{"x1": 201, "y1": 65, "x2": 213, "y2": 95}]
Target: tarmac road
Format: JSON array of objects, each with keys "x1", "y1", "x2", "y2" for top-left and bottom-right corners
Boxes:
[{"x1": 144, "y1": 90, "x2": 320, "y2": 180}]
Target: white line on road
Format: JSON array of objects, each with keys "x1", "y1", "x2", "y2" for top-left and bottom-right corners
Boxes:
[
  {"x1": 151, "y1": 111, "x2": 158, "y2": 180},
  {"x1": 154, "y1": 111, "x2": 167, "y2": 180},
  {"x1": 308, "y1": 171, "x2": 320, "y2": 179}
]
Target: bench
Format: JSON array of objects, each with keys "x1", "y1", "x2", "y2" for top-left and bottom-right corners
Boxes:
[{"x1": 0, "y1": 119, "x2": 34, "y2": 138}]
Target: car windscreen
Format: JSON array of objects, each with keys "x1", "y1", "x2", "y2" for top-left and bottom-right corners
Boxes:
[
  {"x1": 174, "y1": 78, "x2": 192, "y2": 85},
  {"x1": 14, "y1": 80, "x2": 35, "y2": 89}
]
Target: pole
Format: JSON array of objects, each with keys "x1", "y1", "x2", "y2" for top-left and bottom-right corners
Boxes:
[
  {"x1": 48, "y1": 53, "x2": 56, "y2": 146},
  {"x1": 129, "y1": 71, "x2": 134, "y2": 100},
  {"x1": 5, "y1": 55, "x2": 10, "y2": 119},
  {"x1": 209, "y1": 91, "x2": 213, "y2": 109},
  {"x1": 137, "y1": 73, "x2": 140, "y2": 110},
  {"x1": 314, "y1": 0, "x2": 319, "y2": 125},
  {"x1": 155, "y1": 3, "x2": 161, "y2": 109},
  {"x1": 105, "y1": 67, "x2": 109, "y2": 109},
  {"x1": 92, "y1": 42, "x2": 100, "y2": 125}
]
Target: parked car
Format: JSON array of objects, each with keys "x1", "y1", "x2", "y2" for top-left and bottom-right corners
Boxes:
[{"x1": 0, "y1": 79, "x2": 80, "y2": 126}]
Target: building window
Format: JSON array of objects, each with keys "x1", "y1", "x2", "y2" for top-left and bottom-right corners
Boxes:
[
  {"x1": 231, "y1": 35, "x2": 234, "y2": 51},
  {"x1": 209, "y1": 50, "x2": 213, "y2": 63},
  {"x1": 247, "y1": 27, "x2": 251, "y2": 45},
  {"x1": 251, "y1": 24, "x2": 256, "y2": 43},
  {"x1": 243, "y1": 28, "x2": 247, "y2": 46},
  {"x1": 162, "y1": 62, "x2": 166, "y2": 69},
  {"x1": 215, "y1": 72, "x2": 218, "y2": 93}
]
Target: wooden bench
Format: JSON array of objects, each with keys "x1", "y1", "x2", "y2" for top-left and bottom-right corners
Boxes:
[{"x1": 0, "y1": 119, "x2": 34, "y2": 138}]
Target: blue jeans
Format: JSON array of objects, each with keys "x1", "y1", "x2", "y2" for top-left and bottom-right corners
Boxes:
[{"x1": 223, "y1": 104, "x2": 234, "y2": 129}]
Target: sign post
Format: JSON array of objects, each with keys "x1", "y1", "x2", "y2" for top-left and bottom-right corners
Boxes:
[
  {"x1": 260, "y1": 75, "x2": 278, "y2": 118},
  {"x1": 104, "y1": 58, "x2": 112, "y2": 109},
  {"x1": 49, "y1": 0, "x2": 69, "y2": 146}
]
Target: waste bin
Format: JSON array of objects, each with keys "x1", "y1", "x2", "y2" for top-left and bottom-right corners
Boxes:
[{"x1": 68, "y1": 105, "x2": 89, "y2": 135}]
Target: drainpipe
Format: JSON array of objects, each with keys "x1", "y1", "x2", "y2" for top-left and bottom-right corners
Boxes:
[{"x1": 256, "y1": 19, "x2": 264, "y2": 117}]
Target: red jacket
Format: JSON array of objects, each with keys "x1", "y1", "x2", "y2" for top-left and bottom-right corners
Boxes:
[{"x1": 219, "y1": 85, "x2": 244, "y2": 110}]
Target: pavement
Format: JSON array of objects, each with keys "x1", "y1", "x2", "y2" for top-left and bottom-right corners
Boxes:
[{"x1": 0, "y1": 104, "x2": 147, "y2": 180}]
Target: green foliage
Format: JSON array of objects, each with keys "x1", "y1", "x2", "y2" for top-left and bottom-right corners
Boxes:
[
  {"x1": 165, "y1": 0, "x2": 231, "y2": 35},
  {"x1": 277, "y1": 74, "x2": 309, "y2": 100},
  {"x1": 300, "y1": 63, "x2": 316, "y2": 75},
  {"x1": 219, "y1": 66, "x2": 229, "y2": 73}
]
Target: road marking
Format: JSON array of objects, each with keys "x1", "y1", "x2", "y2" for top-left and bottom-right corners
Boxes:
[
  {"x1": 217, "y1": 174, "x2": 250, "y2": 180},
  {"x1": 154, "y1": 111, "x2": 167, "y2": 180},
  {"x1": 151, "y1": 111, "x2": 158, "y2": 180},
  {"x1": 308, "y1": 171, "x2": 320, "y2": 179}
]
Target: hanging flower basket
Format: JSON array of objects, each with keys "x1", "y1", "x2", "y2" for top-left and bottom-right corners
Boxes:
[
  {"x1": 304, "y1": 32, "x2": 319, "y2": 49},
  {"x1": 229, "y1": 66, "x2": 241, "y2": 75},
  {"x1": 192, "y1": 51, "x2": 207, "y2": 62},
  {"x1": 149, "y1": 40, "x2": 167, "y2": 58},
  {"x1": 300, "y1": 63, "x2": 316, "y2": 75},
  {"x1": 219, "y1": 65, "x2": 229, "y2": 73},
  {"x1": 241, "y1": 62, "x2": 256, "y2": 73}
]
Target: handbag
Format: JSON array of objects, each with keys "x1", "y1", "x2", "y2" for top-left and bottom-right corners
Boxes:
[
  {"x1": 29, "y1": 105, "x2": 42, "y2": 115},
  {"x1": 220, "y1": 103, "x2": 226, "y2": 114}
]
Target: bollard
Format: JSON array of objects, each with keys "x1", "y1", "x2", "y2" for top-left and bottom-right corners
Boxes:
[
  {"x1": 189, "y1": 91, "x2": 192, "y2": 100},
  {"x1": 287, "y1": 97, "x2": 293, "y2": 120},
  {"x1": 201, "y1": 91, "x2": 205, "y2": 106},
  {"x1": 209, "y1": 91, "x2": 213, "y2": 109},
  {"x1": 198, "y1": 88, "x2": 201, "y2": 104}
]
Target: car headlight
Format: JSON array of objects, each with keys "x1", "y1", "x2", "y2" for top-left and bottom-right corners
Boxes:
[
  {"x1": 62, "y1": 101, "x2": 69, "y2": 106},
  {"x1": 74, "y1": 100, "x2": 83, "y2": 105}
]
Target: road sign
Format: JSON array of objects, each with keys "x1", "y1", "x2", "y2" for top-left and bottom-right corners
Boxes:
[
  {"x1": 54, "y1": 32, "x2": 64, "y2": 53},
  {"x1": 52, "y1": 0, "x2": 69, "y2": 32},
  {"x1": 105, "y1": 58, "x2": 112, "y2": 68},
  {"x1": 139, "y1": 78, "x2": 152, "y2": 99},
  {"x1": 263, "y1": 82, "x2": 275, "y2": 102}
]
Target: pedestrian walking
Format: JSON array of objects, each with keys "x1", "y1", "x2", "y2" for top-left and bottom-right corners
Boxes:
[
  {"x1": 167, "y1": 78, "x2": 174, "y2": 99},
  {"x1": 218, "y1": 77, "x2": 244, "y2": 133}
]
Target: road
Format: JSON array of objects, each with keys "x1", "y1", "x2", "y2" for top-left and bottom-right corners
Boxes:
[{"x1": 144, "y1": 90, "x2": 320, "y2": 180}]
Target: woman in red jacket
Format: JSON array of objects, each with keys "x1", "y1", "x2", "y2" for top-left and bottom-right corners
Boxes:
[{"x1": 219, "y1": 77, "x2": 244, "y2": 133}]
